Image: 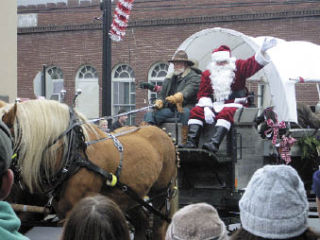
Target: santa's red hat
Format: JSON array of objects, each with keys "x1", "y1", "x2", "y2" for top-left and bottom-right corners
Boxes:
[{"x1": 211, "y1": 45, "x2": 231, "y2": 62}]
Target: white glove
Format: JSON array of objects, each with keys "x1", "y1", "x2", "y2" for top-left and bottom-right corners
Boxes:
[
  {"x1": 234, "y1": 97, "x2": 248, "y2": 104},
  {"x1": 261, "y1": 37, "x2": 277, "y2": 53},
  {"x1": 204, "y1": 107, "x2": 215, "y2": 124}
]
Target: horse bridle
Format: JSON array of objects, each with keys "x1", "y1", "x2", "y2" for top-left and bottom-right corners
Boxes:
[{"x1": 43, "y1": 107, "x2": 174, "y2": 223}]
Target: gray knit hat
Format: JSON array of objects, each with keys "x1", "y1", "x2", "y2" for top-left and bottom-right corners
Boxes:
[
  {"x1": 165, "y1": 203, "x2": 229, "y2": 240},
  {"x1": 0, "y1": 121, "x2": 13, "y2": 176},
  {"x1": 239, "y1": 165, "x2": 308, "y2": 239}
]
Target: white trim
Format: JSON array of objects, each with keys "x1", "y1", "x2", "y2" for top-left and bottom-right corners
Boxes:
[
  {"x1": 255, "y1": 51, "x2": 270, "y2": 66},
  {"x1": 188, "y1": 119, "x2": 203, "y2": 126},
  {"x1": 197, "y1": 97, "x2": 213, "y2": 107},
  {"x1": 211, "y1": 51, "x2": 230, "y2": 62},
  {"x1": 216, "y1": 119, "x2": 231, "y2": 130},
  {"x1": 213, "y1": 102, "x2": 243, "y2": 112},
  {"x1": 223, "y1": 103, "x2": 244, "y2": 108}
]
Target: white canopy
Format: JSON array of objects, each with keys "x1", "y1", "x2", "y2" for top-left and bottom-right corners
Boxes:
[{"x1": 172, "y1": 27, "x2": 320, "y2": 123}]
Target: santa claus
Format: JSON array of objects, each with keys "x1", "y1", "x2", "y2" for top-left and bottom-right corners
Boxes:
[{"x1": 181, "y1": 38, "x2": 277, "y2": 153}]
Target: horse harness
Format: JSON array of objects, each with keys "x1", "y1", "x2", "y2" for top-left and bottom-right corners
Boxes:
[{"x1": 42, "y1": 107, "x2": 174, "y2": 223}]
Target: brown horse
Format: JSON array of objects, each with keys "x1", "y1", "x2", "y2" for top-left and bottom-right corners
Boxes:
[{"x1": 2, "y1": 99, "x2": 177, "y2": 240}]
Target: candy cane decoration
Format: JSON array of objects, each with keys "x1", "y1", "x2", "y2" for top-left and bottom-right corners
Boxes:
[{"x1": 109, "y1": 0, "x2": 135, "y2": 42}]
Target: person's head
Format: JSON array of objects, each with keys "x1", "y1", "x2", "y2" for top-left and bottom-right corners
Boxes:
[
  {"x1": 239, "y1": 165, "x2": 309, "y2": 239},
  {"x1": 117, "y1": 109, "x2": 128, "y2": 125},
  {"x1": 99, "y1": 119, "x2": 108, "y2": 132},
  {"x1": 209, "y1": 45, "x2": 236, "y2": 102},
  {"x1": 312, "y1": 169, "x2": 320, "y2": 217},
  {"x1": 0, "y1": 120, "x2": 14, "y2": 200},
  {"x1": 61, "y1": 194, "x2": 130, "y2": 240},
  {"x1": 165, "y1": 203, "x2": 229, "y2": 240},
  {"x1": 169, "y1": 50, "x2": 194, "y2": 76},
  {"x1": 230, "y1": 228, "x2": 320, "y2": 240}
]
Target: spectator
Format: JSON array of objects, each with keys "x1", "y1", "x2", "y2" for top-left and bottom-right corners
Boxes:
[
  {"x1": 312, "y1": 169, "x2": 320, "y2": 217},
  {"x1": 61, "y1": 194, "x2": 130, "y2": 240},
  {"x1": 231, "y1": 165, "x2": 320, "y2": 240},
  {"x1": 98, "y1": 119, "x2": 109, "y2": 133},
  {"x1": 166, "y1": 202, "x2": 229, "y2": 240},
  {"x1": 143, "y1": 50, "x2": 201, "y2": 130},
  {"x1": 110, "y1": 109, "x2": 128, "y2": 132},
  {"x1": 0, "y1": 120, "x2": 29, "y2": 240}
]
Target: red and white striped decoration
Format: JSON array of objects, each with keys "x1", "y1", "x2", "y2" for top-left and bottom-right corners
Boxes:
[{"x1": 109, "y1": 0, "x2": 135, "y2": 42}]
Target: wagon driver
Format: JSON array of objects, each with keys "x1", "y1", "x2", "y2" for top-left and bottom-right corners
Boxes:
[
  {"x1": 144, "y1": 50, "x2": 201, "y2": 142},
  {"x1": 181, "y1": 38, "x2": 277, "y2": 153}
]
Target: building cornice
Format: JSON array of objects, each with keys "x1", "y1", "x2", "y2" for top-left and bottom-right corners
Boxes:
[{"x1": 18, "y1": 9, "x2": 320, "y2": 34}]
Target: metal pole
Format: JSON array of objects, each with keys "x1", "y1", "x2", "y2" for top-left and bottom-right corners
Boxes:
[
  {"x1": 42, "y1": 64, "x2": 46, "y2": 98},
  {"x1": 101, "y1": 0, "x2": 112, "y2": 117}
]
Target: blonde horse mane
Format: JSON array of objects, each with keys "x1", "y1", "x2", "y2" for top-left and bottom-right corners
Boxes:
[{"x1": 12, "y1": 99, "x2": 92, "y2": 192}]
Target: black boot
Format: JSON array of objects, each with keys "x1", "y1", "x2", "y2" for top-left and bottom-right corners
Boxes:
[
  {"x1": 202, "y1": 126, "x2": 228, "y2": 153},
  {"x1": 178, "y1": 124, "x2": 202, "y2": 148}
]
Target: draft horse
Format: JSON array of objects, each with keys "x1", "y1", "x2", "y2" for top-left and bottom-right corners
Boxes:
[{"x1": 2, "y1": 99, "x2": 177, "y2": 240}]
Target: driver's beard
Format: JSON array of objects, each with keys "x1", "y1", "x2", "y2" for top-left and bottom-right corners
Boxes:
[
  {"x1": 174, "y1": 67, "x2": 185, "y2": 76},
  {"x1": 209, "y1": 60, "x2": 236, "y2": 102}
]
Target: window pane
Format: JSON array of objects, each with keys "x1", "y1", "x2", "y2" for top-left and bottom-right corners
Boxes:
[
  {"x1": 113, "y1": 82, "x2": 119, "y2": 104},
  {"x1": 124, "y1": 82, "x2": 129, "y2": 104},
  {"x1": 148, "y1": 63, "x2": 169, "y2": 101},
  {"x1": 119, "y1": 72, "x2": 130, "y2": 78},
  {"x1": 131, "y1": 92, "x2": 136, "y2": 104},
  {"x1": 78, "y1": 65, "x2": 98, "y2": 79},
  {"x1": 158, "y1": 71, "x2": 167, "y2": 77},
  {"x1": 112, "y1": 64, "x2": 136, "y2": 123}
]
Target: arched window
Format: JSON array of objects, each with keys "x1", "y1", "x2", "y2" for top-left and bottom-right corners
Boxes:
[
  {"x1": 148, "y1": 62, "x2": 169, "y2": 103},
  {"x1": 75, "y1": 65, "x2": 99, "y2": 118},
  {"x1": 78, "y1": 65, "x2": 98, "y2": 79},
  {"x1": 112, "y1": 64, "x2": 136, "y2": 125},
  {"x1": 46, "y1": 66, "x2": 64, "y2": 101}
]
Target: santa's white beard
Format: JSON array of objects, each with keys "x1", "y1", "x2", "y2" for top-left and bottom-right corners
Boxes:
[{"x1": 209, "y1": 59, "x2": 236, "y2": 102}]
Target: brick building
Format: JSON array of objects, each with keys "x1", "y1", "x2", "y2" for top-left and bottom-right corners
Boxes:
[{"x1": 17, "y1": 0, "x2": 320, "y2": 122}]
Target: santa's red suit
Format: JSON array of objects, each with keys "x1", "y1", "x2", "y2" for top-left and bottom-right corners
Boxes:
[
  {"x1": 188, "y1": 45, "x2": 269, "y2": 128},
  {"x1": 181, "y1": 43, "x2": 275, "y2": 153}
]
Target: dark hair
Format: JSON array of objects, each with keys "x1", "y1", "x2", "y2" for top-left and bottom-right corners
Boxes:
[
  {"x1": 230, "y1": 228, "x2": 320, "y2": 240},
  {"x1": 118, "y1": 108, "x2": 127, "y2": 114},
  {"x1": 61, "y1": 194, "x2": 130, "y2": 240}
]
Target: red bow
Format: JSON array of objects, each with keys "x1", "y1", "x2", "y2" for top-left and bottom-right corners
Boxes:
[{"x1": 264, "y1": 119, "x2": 286, "y2": 145}]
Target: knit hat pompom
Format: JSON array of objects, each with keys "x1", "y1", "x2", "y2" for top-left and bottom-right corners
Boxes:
[
  {"x1": 239, "y1": 165, "x2": 308, "y2": 239},
  {"x1": 165, "y1": 203, "x2": 228, "y2": 240}
]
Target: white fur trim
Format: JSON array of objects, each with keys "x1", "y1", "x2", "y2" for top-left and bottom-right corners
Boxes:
[
  {"x1": 188, "y1": 119, "x2": 203, "y2": 126},
  {"x1": 213, "y1": 102, "x2": 243, "y2": 113},
  {"x1": 255, "y1": 51, "x2": 270, "y2": 66},
  {"x1": 216, "y1": 119, "x2": 231, "y2": 130},
  {"x1": 213, "y1": 101, "x2": 224, "y2": 112},
  {"x1": 196, "y1": 97, "x2": 213, "y2": 107},
  {"x1": 211, "y1": 51, "x2": 230, "y2": 62},
  {"x1": 223, "y1": 103, "x2": 243, "y2": 108}
]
